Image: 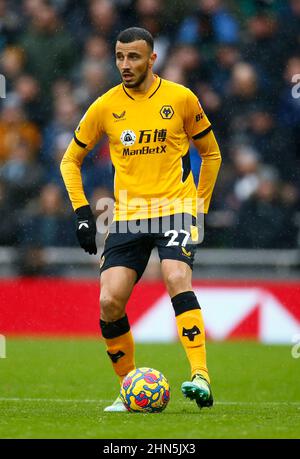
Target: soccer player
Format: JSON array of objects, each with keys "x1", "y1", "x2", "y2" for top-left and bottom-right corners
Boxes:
[{"x1": 60, "y1": 27, "x2": 221, "y2": 412}]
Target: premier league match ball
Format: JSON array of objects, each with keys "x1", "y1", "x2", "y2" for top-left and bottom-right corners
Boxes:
[{"x1": 120, "y1": 367, "x2": 170, "y2": 413}]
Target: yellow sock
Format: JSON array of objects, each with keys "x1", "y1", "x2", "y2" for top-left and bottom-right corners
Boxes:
[
  {"x1": 105, "y1": 330, "x2": 135, "y2": 384},
  {"x1": 176, "y1": 309, "x2": 210, "y2": 382},
  {"x1": 100, "y1": 315, "x2": 135, "y2": 384}
]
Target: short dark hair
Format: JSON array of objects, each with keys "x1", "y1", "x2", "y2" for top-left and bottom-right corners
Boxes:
[{"x1": 116, "y1": 27, "x2": 154, "y2": 51}]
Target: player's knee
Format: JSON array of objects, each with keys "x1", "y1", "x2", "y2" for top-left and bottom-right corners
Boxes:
[
  {"x1": 100, "y1": 295, "x2": 124, "y2": 322},
  {"x1": 165, "y1": 269, "x2": 189, "y2": 292}
]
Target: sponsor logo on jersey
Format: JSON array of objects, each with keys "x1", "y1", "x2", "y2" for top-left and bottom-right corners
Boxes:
[
  {"x1": 120, "y1": 130, "x2": 136, "y2": 146},
  {"x1": 121, "y1": 128, "x2": 168, "y2": 156},
  {"x1": 138, "y1": 129, "x2": 167, "y2": 143},
  {"x1": 123, "y1": 145, "x2": 167, "y2": 156}
]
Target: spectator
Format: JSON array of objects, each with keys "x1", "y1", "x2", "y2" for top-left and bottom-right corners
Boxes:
[
  {"x1": 81, "y1": 34, "x2": 117, "y2": 78},
  {"x1": 220, "y1": 62, "x2": 266, "y2": 147},
  {"x1": 278, "y1": 56, "x2": 300, "y2": 164},
  {"x1": 177, "y1": 0, "x2": 239, "y2": 54},
  {"x1": 0, "y1": 94, "x2": 41, "y2": 163},
  {"x1": 135, "y1": 0, "x2": 170, "y2": 70},
  {"x1": 234, "y1": 168, "x2": 298, "y2": 248},
  {"x1": 211, "y1": 43, "x2": 241, "y2": 96},
  {"x1": 161, "y1": 64, "x2": 187, "y2": 85},
  {"x1": 242, "y1": 10, "x2": 287, "y2": 94},
  {"x1": 164, "y1": 44, "x2": 210, "y2": 89},
  {"x1": 59, "y1": 0, "x2": 90, "y2": 49},
  {"x1": 0, "y1": 46, "x2": 25, "y2": 93},
  {"x1": 88, "y1": 0, "x2": 121, "y2": 46},
  {"x1": 0, "y1": 1, "x2": 298, "y2": 253},
  {"x1": 74, "y1": 60, "x2": 111, "y2": 109},
  {"x1": 43, "y1": 132, "x2": 73, "y2": 186},
  {"x1": 14, "y1": 74, "x2": 47, "y2": 127},
  {"x1": 0, "y1": 0, "x2": 21, "y2": 49},
  {"x1": 20, "y1": 183, "x2": 76, "y2": 247},
  {"x1": 0, "y1": 138, "x2": 44, "y2": 209},
  {"x1": 42, "y1": 95, "x2": 80, "y2": 165},
  {"x1": 20, "y1": 2, "x2": 76, "y2": 104},
  {"x1": 226, "y1": 144, "x2": 261, "y2": 211},
  {"x1": 245, "y1": 109, "x2": 297, "y2": 181},
  {"x1": 278, "y1": 0, "x2": 300, "y2": 52},
  {"x1": 0, "y1": 178, "x2": 19, "y2": 245},
  {"x1": 51, "y1": 78, "x2": 74, "y2": 100}
]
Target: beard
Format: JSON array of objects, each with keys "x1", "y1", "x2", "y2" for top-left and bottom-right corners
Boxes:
[{"x1": 122, "y1": 65, "x2": 149, "y2": 88}]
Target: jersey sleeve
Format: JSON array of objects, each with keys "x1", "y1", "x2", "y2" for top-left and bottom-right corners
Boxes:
[
  {"x1": 183, "y1": 89, "x2": 212, "y2": 140},
  {"x1": 73, "y1": 97, "x2": 105, "y2": 150}
]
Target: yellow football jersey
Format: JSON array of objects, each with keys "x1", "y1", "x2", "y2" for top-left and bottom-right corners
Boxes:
[{"x1": 62, "y1": 75, "x2": 213, "y2": 220}]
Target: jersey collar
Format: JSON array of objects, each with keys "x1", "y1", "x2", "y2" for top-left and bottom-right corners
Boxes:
[{"x1": 122, "y1": 75, "x2": 162, "y2": 100}]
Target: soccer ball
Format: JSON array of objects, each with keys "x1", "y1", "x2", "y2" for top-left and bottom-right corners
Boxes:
[{"x1": 120, "y1": 367, "x2": 170, "y2": 413}]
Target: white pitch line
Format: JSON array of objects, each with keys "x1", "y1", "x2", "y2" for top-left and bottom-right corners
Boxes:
[{"x1": 0, "y1": 397, "x2": 299, "y2": 406}]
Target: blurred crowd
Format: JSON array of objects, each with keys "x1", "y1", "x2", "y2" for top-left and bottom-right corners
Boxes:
[{"x1": 0, "y1": 0, "x2": 299, "y2": 272}]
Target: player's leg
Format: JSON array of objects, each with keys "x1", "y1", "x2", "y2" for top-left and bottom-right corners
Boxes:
[
  {"x1": 156, "y1": 212, "x2": 213, "y2": 408},
  {"x1": 99, "y1": 227, "x2": 152, "y2": 384},
  {"x1": 99, "y1": 228, "x2": 153, "y2": 411},
  {"x1": 100, "y1": 266, "x2": 137, "y2": 412},
  {"x1": 100, "y1": 266, "x2": 137, "y2": 384},
  {"x1": 161, "y1": 259, "x2": 210, "y2": 384},
  {"x1": 161, "y1": 259, "x2": 213, "y2": 408}
]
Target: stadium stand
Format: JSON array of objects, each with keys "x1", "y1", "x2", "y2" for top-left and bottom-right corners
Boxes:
[{"x1": 0, "y1": 0, "x2": 299, "y2": 276}]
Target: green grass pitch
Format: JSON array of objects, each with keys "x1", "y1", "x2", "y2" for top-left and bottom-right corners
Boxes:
[{"x1": 0, "y1": 339, "x2": 299, "y2": 439}]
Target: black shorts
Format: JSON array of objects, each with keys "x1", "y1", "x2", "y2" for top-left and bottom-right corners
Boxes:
[{"x1": 99, "y1": 213, "x2": 198, "y2": 282}]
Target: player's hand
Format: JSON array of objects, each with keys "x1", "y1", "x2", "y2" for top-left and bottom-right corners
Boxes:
[{"x1": 75, "y1": 205, "x2": 97, "y2": 255}]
